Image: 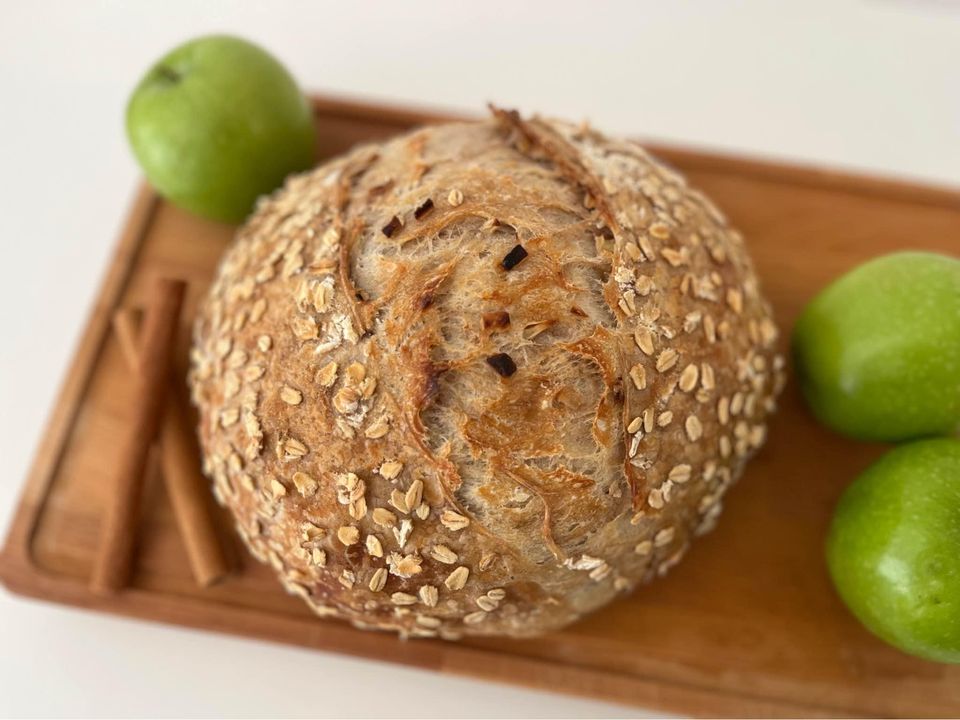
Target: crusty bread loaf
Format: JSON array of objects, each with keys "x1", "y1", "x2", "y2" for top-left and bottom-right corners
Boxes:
[{"x1": 189, "y1": 108, "x2": 785, "y2": 639}]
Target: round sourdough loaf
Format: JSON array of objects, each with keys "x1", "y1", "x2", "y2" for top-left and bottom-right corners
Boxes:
[{"x1": 189, "y1": 108, "x2": 785, "y2": 639}]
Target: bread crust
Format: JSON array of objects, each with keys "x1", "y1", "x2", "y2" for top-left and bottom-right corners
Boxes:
[{"x1": 189, "y1": 108, "x2": 785, "y2": 639}]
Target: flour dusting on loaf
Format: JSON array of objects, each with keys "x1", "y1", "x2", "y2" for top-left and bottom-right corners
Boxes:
[{"x1": 189, "y1": 108, "x2": 785, "y2": 638}]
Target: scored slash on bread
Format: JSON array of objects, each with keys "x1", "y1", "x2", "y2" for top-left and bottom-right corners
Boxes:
[{"x1": 189, "y1": 106, "x2": 785, "y2": 639}]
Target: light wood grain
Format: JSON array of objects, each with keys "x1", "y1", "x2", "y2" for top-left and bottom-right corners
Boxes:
[{"x1": 2, "y1": 94, "x2": 959, "y2": 718}]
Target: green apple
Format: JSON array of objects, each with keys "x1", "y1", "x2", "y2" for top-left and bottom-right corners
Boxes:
[
  {"x1": 827, "y1": 438, "x2": 960, "y2": 663},
  {"x1": 793, "y1": 251, "x2": 960, "y2": 441},
  {"x1": 126, "y1": 35, "x2": 315, "y2": 223}
]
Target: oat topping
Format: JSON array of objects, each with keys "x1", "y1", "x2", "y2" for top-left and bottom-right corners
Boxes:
[
  {"x1": 655, "y1": 349, "x2": 679, "y2": 373},
  {"x1": 447, "y1": 188, "x2": 464, "y2": 206},
  {"x1": 416, "y1": 615, "x2": 441, "y2": 629},
  {"x1": 337, "y1": 526, "x2": 360, "y2": 546},
  {"x1": 419, "y1": 585, "x2": 439, "y2": 607},
  {"x1": 364, "y1": 415, "x2": 390, "y2": 439},
  {"x1": 378, "y1": 460, "x2": 403, "y2": 480},
  {"x1": 678, "y1": 363, "x2": 699, "y2": 392},
  {"x1": 404, "y1": 479, "x2": 424, "y2": 511},
  {"x1": 685, "y1": 415, "x2": 704, "y2": 441},
  {"x1": 654, "y1": 527, "x2": 675, "y2": 546},
  {"x1": 243, "y1": 364, "x2": 265, "y2": 382},
  {"x1": 444, "y1": 566, "x2": 470, "y2": 591},
  {"x1": 190, "y1": 109, "x2": 781, "y2": 637},
  {"x1": 440, "y1": 510, "x2": 470, "y2": 531},
  {"x1": 277, "y1": 436, "x2": 308, "y2": 461},
  {"x1": 649, "y1": 222, "x2": 671, "y2": 239},
  {"x1": 718, "y1": 396, "x2": 731, "y2": 425},
  {"x1": 317, "y1": 361, "x2": 339, "y2": 387},
  {"x1": 372, "y1": 507, "x2": 398, "y2": 527},
  {"x1": 280, "y1": 385, "x2": 303, "y2": 405},
  {"x1": 642, "y1": 407, "x2": 655, "y2": 433},
  {"x1": 387, "y1": 552, "x2": 423, "y2": 578},
  {"x1": 476, "y1": 596, "x2": 499, "y2": 612},
  {"x1": 393, "y1": 518, "x2": 413, "y2": 548},
  {"x1": 366, "y1": 534, "x2": 384, "y2": 558},
  {"x1": 369, "y1": 568, "x2": 388, "y2": 592},
  {"x1": 292, "y1": 471, "x2": 318, "y2": 497},
  {"x1": 430, "y1": 545, "x2": 458, "y2": 564},
  {"x1": 391, "y1": 592, "x2": 417, "y2": 606},
  {"x1": 389, "y1": 488, "x2": 409, "y2": 514},
  {"x1": 634, "y1": 327, "x2": 655, "y2": 356}
]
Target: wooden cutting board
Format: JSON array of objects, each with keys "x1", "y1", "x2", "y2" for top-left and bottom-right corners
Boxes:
[{"x1": 2, "y1": 94, "x2": 959, "y2": 718}]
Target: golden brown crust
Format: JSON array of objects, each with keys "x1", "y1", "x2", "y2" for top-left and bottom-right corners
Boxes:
[{"x1": 189, "y1": 108, "x2": 785, "y2": 639}]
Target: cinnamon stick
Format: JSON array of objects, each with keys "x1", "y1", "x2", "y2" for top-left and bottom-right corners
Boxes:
[
  {"x1": 91, "y1": 278, "x2": 186, "y2": 594},
  {"x1": 112, "y1": 307, "x2": 231, "y2": 587},
  {"x1": 161, "y1": 392, "x2": 232, "y2": 586},
  {"x1": 112, "y1": 307, "x2": 142, "y2": 372}
]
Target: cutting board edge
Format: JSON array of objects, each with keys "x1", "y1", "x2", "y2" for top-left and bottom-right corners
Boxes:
[{"x1": 0, "y1": 551, "x2": 853, "y2": 719}]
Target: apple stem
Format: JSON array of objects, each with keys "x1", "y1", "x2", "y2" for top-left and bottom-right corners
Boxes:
[{"x1": 154, "y1": 64, "x2": 181, "y2": 84}]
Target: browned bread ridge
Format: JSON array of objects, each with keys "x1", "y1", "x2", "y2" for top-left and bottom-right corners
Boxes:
[{"x1": 189, "y1": 107, "x2": 785, "y2": 639}]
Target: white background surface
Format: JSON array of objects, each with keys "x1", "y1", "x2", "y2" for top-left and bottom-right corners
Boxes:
[{"x1": 1, "y1": 1, "x2": 958, "y2": 717}]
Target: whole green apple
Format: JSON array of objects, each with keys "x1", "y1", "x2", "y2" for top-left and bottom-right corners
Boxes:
[
  {"x1": 793, "y1": 251, "x2": 960, "y2": 441},
  {"x1": 126, "y1": 35, "x2": 315, "y2": 223},
  {"x1": 827, "y1": 438, "x2": 960, "y2": 664}
]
